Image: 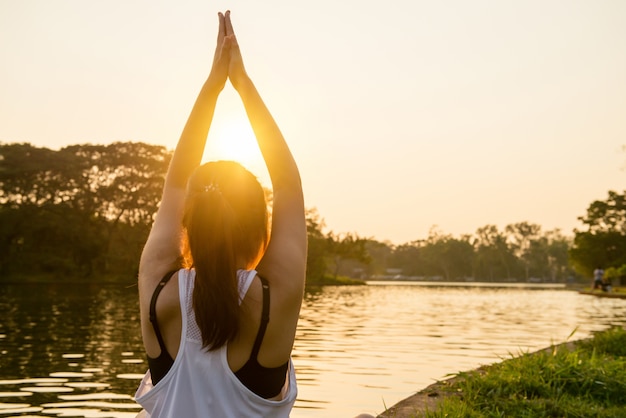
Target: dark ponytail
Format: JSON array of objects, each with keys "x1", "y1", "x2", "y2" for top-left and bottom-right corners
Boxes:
[
  {"x1": 182, "y1": 161, "x2": 268, "y2": 351},
  {"x1": 186, "y1": 189, "x2": 240, "y2": 349}
]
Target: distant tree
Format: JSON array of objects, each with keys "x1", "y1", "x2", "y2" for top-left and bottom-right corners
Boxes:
[
  {"x1": 543, "y1": 229, "x2": 572, "y2": 282},
  {"x1": 447, "y1": 234, "x2": 475, "y2": 279},
  {"x1": 326, "y1": 232, "x2": 371, "y2": 279},
  {"x1": 506, "y1": 222, "x2": 542, "y2": 280},
  {"x1": 577, "y1": 190, "x2": 626, "y2": 234},
  {"x1": 302, "y1": 211, "x2": 372, "y2": 282},
  {"x1": 388, "y1": 241, "x2": 422, "y2": 276},
  {"x1": 420, "y1": 228, "x2": 474, "y2": 280},
  {"x1": 473, "y1": 225, "x2": 516, "y2": 280},
  {"x1": 304, "y1": 208, "x2": 329, "y2": 281},
  {"x1": 363, "y1": 239, "x2": 393, "y2": 277},
  {"x1": 570, "y1": 190, "x2": 626, "y2": 277},
  {"x1": 0, "y1": 142, "x2": 170, "y2": 279}
]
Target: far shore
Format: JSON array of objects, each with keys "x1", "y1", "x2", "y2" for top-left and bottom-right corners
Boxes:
[
  {"x1": 1, "y1": 272, "x2": 594, "y2": 288},
  {"x1": 0, "y1": 273, "x2": 366, "y2": 287}
]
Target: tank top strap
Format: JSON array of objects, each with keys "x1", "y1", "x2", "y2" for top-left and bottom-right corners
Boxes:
[
  {"x1": 148, "y1": 269, "x2": 179, "y2": 352},
  {"x1": 249, "y1": 276, "x2": 270, "y2": 359}
]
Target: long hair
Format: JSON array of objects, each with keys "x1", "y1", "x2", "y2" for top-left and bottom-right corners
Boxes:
[{"x1": 182, "y1": 161, "x2": 268, "y2": 350}]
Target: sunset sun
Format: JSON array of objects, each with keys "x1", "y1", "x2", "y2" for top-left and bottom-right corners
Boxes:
[{"x1": 204, "y1": 115, "x2": 262, "y2": 168}]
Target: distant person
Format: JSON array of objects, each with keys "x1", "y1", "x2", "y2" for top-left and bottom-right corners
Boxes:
[
  {"x1": 592, "y1": 267, "x2": 605, "y2": 291},
  {"x1": 134, "y1": 11, "x2": 306, "y2": 417}
]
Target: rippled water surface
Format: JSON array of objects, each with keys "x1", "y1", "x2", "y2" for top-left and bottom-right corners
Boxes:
[{"x1": 1, "y1": 281, "x2": 625, "y2": 417}]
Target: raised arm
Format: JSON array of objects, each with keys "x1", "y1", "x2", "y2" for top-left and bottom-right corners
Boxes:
[
  {"x1": 225, "y1": 12, "x2": 307, "y2": 297},
  {"x1": 164, "y1": 13, "x2": 231, "y2": 190},
  {"x1": 139, "y1": 12, "x2": 232, "y2": 284}
]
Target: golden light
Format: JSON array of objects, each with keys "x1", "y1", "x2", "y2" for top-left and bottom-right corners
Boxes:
[{"x1": 203, "y1": 115, "x2": 263, "y2": 169}]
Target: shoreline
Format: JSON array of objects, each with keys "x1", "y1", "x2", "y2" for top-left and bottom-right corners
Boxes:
[{"x1": 375, "y1": 340, "x2": 580, "y2": 418}]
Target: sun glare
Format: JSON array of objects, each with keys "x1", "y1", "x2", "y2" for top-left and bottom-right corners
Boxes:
[{"x1": 203, "y1": 116, "x2": 263, "y2": 168}]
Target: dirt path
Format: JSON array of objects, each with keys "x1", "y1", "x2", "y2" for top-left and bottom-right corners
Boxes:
[{"x1": 375, "y1": 371, "x2": 468, "y2": 417}]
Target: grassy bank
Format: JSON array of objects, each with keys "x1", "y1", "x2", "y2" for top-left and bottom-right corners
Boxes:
[{"x1": 412, "y1": 326, "x2": 626, "y2": 417}]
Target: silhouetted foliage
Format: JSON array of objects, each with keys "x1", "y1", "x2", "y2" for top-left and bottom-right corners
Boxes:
[
  {"x1": 0, "y1": 141, "x2": 600, "y2": 284},
  {"x1": 570, "y1": 190, "x2": 626, "y2": 277},
  {"x1": 361, "y1": 224, "x2": 573, "y2": 283},
  {"x1": 0, "y1": 142, "x2": 170, "y2": 280},
  {"x1": 304, "y1": 216, "x2": 574, "y2": 283},
  {"x1": 326, "y1": 232, "x2": 371, "y2": 279},
  {"x1": 304, "y1": 208, "x2": 329, "y2": 281}
]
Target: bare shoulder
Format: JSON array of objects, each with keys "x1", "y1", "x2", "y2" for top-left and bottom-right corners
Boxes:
[
  {"x1": 256, "y1": 239, "x2": 307, "y2": 307},
  {"x1": 139, "y1": 269, "x2": 181, "y2": 359},
  {"x1": 257, "y1": 205, "x2": 307, "y2": 297},
  {"x1": 138, "y1": 187, "x2": 186, "y2": 295},
  {"x1": 236, "y1": 272, "x2": 301, "y2": 367}
]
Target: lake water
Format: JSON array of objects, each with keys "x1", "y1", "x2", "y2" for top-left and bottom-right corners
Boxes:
[{"x1": 1, "y1": 281, "x2": 625, "y2": 417}]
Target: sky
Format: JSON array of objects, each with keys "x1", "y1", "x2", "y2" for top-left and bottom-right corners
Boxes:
[{"x1": 1, "y1": 0, "x2": 625, "y2": 245}]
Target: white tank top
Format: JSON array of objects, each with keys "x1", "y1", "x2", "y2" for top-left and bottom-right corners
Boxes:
[{"x1": 135, "y1": 269, "x2": 297, "y2": 417}]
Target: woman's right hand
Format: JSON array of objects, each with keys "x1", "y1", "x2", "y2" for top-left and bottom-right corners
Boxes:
[
  {"x1": 223, "y1": 11, "x2": 249, "y2": 91},
  {"x1": 207, "y1": 11, "x2": 231, "y2": 91}
]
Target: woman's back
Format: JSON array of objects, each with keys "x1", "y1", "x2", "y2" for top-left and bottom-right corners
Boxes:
[
  {"x1": 135, "y1": 10, "x2": 306, "y2": 417},
  {"x1": 136, "y1": 270, "x2": 297, "y2": 417}
]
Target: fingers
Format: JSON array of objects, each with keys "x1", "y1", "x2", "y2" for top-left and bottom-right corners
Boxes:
[
  {"x1": 224, "y1": 11, "x2": 241, "y2": 55},
  {"x1": 224, "y1": 10, "x2": 235, "y2": 37},
  {"x1": 221, "y1": 35, "x2": 233, "y2": 54},
  {"x1": 216, "y1": 12, "x2": 226, "y2": 43}
]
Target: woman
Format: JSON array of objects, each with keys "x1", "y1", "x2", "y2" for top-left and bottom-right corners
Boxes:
[{"x1": 135, "y1": 11, "x2": 306, "y2": 417}]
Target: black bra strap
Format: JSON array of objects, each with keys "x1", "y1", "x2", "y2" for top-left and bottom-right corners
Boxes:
[
  {"x1": 149, "y1": 269, "x2": 179, "y2": 354},
  {"x1": 249, "y1": 276, "x2": 270, "y2": 360}
]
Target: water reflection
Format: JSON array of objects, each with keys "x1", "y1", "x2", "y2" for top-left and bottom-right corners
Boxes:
[
  {"x1": 292, "y1": 283, "x2": 626, "y2": 417},
  {"x1": 0, "y1": 283, "x2": 144, "y2": 417},
  {"x1": 1, "y1": 282, "x2": 625, "y2": 417}
]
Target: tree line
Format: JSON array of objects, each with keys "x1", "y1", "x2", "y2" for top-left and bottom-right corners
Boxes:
[
  {"x1": 1, "y1": 142, "x2": 624, "y2": 284},
  {"x1": 308, "y1": 215, "x2": 574, "y2": 282},
  {"x1": 0, "y1": 142, "x2": 169, "y2": 279}
]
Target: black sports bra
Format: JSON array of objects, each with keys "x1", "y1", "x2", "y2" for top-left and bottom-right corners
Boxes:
[{"x1": 146, "y1": 270, "x2": 288, "y2": 399}]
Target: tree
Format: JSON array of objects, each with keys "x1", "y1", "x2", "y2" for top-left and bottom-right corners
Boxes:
[
  {"x1": 506, "y1": 222, "x2": 542, "y2": 280},
  {"x1": 570, "y1": 190, "x2": 626, "y2": 277},
  {"x1": 326, "y1": 232, "x2": 371, "y2": 279},
  {"x1": 303, "y1": 210, "x2": 372, "y2": 282},
  {"x1": 363, "y1": 240, "x2": 393, "y2": 277},
  {"x1": 0, "y1": 142, "x2": 170, "y2": 279},
  {"x1": 304, "y1": 208, "x2": 329, "y2": 281},
  {"x1": 473, "y1": 225, "x2": 516, "y2": 281},
  {"x1": 578, "y1": 190, "x2": 626, "y2": 234},
  {"x1": 388, "y1": 241, "x2": 423, "y2": 277},
  {"x1": 420, "y1": 228, "x2": 474, "y2": 280},
  {"x1": 541, "y1": 229, "x2": 572, "y2": 282}
]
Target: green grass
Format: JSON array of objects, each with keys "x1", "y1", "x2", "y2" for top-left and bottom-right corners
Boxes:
[{"x1": 422, "y1": 326, "x2": 626, "y2": 418}]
